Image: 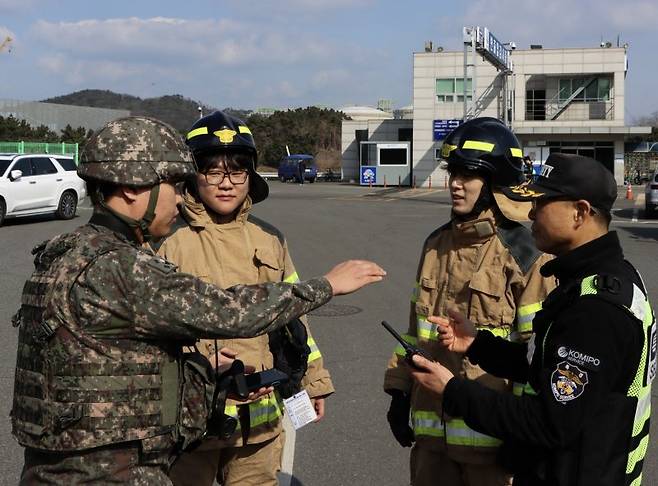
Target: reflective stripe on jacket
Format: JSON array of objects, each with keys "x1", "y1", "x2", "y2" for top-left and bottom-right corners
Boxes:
[
  {"x1": 384, "y1": 209, "x2": 554, "y2": 463},
  {"x1": 521, "y1": 274, "x2": 654, "y2": 485},
  {"x1": 158, "y1": 191, "x2": 334, "y2": 447}
]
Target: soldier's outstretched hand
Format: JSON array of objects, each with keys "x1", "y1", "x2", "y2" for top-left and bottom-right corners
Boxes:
[
  {"x1": 324, "y1": 260, "x2": 386, "y2": 295},
  {"x1": 430, "y1": 307, "x2": 477, "y2": 353}
]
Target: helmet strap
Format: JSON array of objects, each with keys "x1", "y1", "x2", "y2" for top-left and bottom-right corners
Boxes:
[
  {"x1": 97, "y1": 183, "x2": 160, "y2": 243},
  {"x1": 470, "y1": 184, "x2": 493, "y2": 216},
  {"x1": 136, "y1": 183, "x2": 160, "y2": 243}
]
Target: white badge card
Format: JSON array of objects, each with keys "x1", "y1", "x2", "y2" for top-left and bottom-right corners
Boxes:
[{"x1": 283, "y1": 390, "x2": 317, "y2": 430}]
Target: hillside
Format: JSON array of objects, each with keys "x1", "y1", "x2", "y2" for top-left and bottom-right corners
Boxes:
[
  {"x1": 43, "y1": 90, "x2": 343, "y2": 167},
  {"x1": 249, "y1": 107, "x2": 343, "y2": 167},
  {"x1": 43, "y1": 90, "x2": 249, "y2": 134}
]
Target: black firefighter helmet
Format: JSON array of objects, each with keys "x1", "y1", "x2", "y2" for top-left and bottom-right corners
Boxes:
[
  {"x1": 441, "y1": 117, "x2": 530, "y2": 221},
  {"x1": 186, "y1": 111, "x2": 269, "y2": 204}
]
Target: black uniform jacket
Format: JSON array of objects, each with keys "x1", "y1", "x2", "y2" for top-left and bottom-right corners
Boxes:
[{"x1": 443, "y1": 232, "x2": 646, "y2": 486}]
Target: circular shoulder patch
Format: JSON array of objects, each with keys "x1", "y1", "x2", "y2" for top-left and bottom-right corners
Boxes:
[{"x1": 551, "y1": 361, "x2": 588, "y2": 403}]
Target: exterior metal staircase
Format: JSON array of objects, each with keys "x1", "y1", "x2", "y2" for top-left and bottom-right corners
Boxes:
[{"x1": 549, "y1": 77, "x2": 596, "y2": 120}]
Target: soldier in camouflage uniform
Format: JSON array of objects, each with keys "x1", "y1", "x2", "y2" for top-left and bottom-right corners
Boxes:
[{"x1": 11, "y1": 116, "x2": 385, "y2": 485}]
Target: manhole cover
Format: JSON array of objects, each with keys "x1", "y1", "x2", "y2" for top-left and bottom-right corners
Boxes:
[{"x1": 309, "y1": 303, "x2": 363, "y2": 317}]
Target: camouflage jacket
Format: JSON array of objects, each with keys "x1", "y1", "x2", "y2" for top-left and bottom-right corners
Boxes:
[{"x1": 11, "y1": 210, "x2": 332, "y2": 453}]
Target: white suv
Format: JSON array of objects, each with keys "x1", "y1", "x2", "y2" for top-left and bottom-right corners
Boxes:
[{"x1": 0, "y1": 154, "x2": 87, "y2": 226}]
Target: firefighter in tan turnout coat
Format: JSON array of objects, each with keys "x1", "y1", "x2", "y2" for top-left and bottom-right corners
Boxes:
[
  {"x1": 161, "y1": 111, "x2": 334, "y2": 486},
  {"x1": 384, "y1": 118, "x2": 555, "y2": 486}
]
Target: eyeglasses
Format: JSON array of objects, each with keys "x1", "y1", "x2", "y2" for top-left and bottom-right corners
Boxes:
[{"x1": 203, "y1": 170, "x2": 249, "y2": 186}]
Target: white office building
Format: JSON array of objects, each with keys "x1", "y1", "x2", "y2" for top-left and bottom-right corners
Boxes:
[{"x1": 342, "y1": 30, "x2": 650, "y2": 186}]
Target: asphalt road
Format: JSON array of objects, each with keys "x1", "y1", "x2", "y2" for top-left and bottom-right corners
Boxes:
[{"x1": 0, "y1": 182, "x2": 656, "y2": 485}]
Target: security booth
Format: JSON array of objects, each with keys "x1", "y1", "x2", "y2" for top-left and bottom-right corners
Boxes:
[{"x1": 359, "y1": 141, "x2": 411, "y2": 186}]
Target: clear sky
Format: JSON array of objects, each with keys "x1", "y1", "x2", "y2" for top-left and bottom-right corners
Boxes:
[{"x1": 1, "y1": 0, "x2": 656, "y2": 121}]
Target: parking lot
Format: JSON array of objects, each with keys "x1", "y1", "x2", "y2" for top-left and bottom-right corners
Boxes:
[{"x1": 1, "y1": 181, "x2": 657, "y2": 485}]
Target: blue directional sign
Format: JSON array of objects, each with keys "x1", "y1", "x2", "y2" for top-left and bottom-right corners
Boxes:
[
  {"x1": 360, "y1": 166, "x2": 377, "y2": 185},
  {"x1": 433, "y1": 119, "x2": 462, "y2": 141}
]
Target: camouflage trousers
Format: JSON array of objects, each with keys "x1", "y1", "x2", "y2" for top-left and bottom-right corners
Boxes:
[{"x1": 20, "y1": 442, "x2": 173, "y2": 485}]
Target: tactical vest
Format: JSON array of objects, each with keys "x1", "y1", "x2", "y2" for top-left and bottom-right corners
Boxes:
[
  {"x1": 523, "y1": 272, "x2": 655, "y2": 486},
  {"x1": 11, "y1": 226, "x2": 213, "y2": 454}
]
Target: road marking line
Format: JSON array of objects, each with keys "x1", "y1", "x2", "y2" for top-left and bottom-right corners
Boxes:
[
  {"x1": 279, "y1": 415, "x2": 295, "y2": 486},
  {"x1": 401, "y1": 189, "x2": 444, "y2": 198}
]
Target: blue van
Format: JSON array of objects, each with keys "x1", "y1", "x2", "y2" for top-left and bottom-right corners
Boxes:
[{"x1": 278, "y1": 154, "x2": 317, "y2": 183}]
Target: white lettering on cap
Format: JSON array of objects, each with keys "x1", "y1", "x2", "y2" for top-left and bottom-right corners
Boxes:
[{"x1": 540, "y1": 164, "x2": 555, "y2": 178}]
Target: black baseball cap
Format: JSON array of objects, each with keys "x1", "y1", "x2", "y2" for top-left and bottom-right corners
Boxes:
[{"x1": 501, "y1": 153, "x2": 617, "y2": 212}]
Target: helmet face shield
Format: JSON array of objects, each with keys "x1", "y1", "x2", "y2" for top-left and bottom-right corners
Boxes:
[{"x1": 445, "y1": 160, "x2": 490, "y2": 181}]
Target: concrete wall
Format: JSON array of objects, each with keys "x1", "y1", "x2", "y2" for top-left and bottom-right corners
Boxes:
[
  {"x1": 512, "y1": 48, "x2": 626, "y2": 128},
  {"x1": 0, "y1": 99, "x2": 130, "y2": 133},
  {"x1": 342, "y1": 119, "x2": 412, "y2": 181},
  {"x1": 411, "y1": 47, "x2": 629, "y2": 186},
  {"x1": 413, "y1": 51, "x2": 504, "y2": 187}
]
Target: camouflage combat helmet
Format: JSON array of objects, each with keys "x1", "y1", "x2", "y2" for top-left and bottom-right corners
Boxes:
[
  {"x1": 186, "y1": 111, "x2": 269, "y2": 203},
  {"x1": 78, "y1": 116, "x2": 195, "y2": 186},
  {"x1": 79, "y1": 116, "x2": 195, "y2": 242}
]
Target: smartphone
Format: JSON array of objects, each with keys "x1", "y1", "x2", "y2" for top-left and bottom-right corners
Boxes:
[
  {"x1": 381, "y1": 320, "x2": 434, "y2": 369},
  {"x1": 244, "y1": 368, "x2": 289, "y2": 392}
]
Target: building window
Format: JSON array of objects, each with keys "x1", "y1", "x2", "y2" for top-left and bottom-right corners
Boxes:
[
  {"x1": 558, "y1": 77, "x2": 611, "y2": 102},
  {"x1": 356, "y1": 129, "x2": 370, "y2": 165},
  {"x1": 398, "y1": 128, "x2": 413, "y2": 142},
  {"x1": 547, "y1": 141, "x2": 614, "y2": 173},
  {"x1": 526, "y1": 89, "x2": 546, "y2": 120},
  {"x1": 436, "y1": 78, "x2": 472, "y2": 103},
  {"x1": 379, "y1": 148, "x2": 408, "y2": 165}
]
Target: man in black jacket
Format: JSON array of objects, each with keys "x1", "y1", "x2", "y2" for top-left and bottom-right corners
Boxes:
[{"x1": 409, "y1": 153, "x2": 656, "y2": 486}]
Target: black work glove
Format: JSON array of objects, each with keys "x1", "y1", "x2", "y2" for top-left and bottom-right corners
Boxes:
[{"x1": 386, "y1": 390, "x2": 414, "y2": 448}]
